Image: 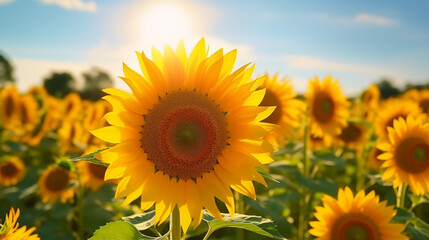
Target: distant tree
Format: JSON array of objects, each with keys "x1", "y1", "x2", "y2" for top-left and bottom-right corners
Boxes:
[
  {"x1": 80, "y1": 67, "x2": 114, "y2": 101},
  {"x1": 405, "y1": 82, "x2": 429, "y2": 91},
  {"x1": 0, "y1": 53, "x2": 15, "y2": 88},
  {"x1": 43, "y1": 72, "x2": 77, "y2": 98},
  {"x1": 377, "y1": 78, "x2": 401, "y2": 99}
]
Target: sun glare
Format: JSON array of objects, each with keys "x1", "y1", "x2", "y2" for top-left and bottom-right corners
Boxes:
[{"x1": 140, "y1": 3, "x2": 193, "y2": 48}]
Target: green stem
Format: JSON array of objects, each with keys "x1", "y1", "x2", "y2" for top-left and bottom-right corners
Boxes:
[
  {"x1": 77, "y1": 173, "x2": 85, "y2": 240},
  {"x1": 234, "y1": 191, "x2": 245, "y2": 240},
  {"x1": 298, "y1": 117, "x2": 310, "y2": 240},
  {"x1": 170, "y1": 206, "x2": 181, "y2": 240},
  {"x1": 396, "y1": 183, "x2": 407, "y2": 208},
  {"x1": 356, "y1": 149, "x2": 365, "y2": 192}
]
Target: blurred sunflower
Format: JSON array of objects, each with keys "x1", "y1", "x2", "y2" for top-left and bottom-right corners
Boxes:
[
  {"x1": 0, "y1": 208, "x2": 40, "y2": 240},
  {"x1": 0, "y1": 157, "x2": 26, "y2": 187},
  {"x1": 403, "y1": 89, "x2": 429, "y2": 114},
  {"x1": 92, "y1": 39, "x2": 275, "y2": 231},
  {"x1": 258, "y1": 74, "x2": 305, "y2": 148},
  {"x1": 62, "y1": 92, "x2": 82, "y2": 120},
  {"x1": 306, "y1": 76, "x2": 349, "y2": 138},
  {"x1": 37, "y1": 165, "x2": 77, "y2": 203},
  {"x1": 378, "y1": 116, "x2": 429, "y2": 195},
  {"x1": 361, "y1": 84, "x2": 380, "y2": 120},
  {"x1": 21, "y1": 111, "x2": 53, "y2": 146},
  {"x1": 18, "y1": 94, "x2": 39, "y2": 133},
  {"x1": 309, "y1": 133, "x2": 332, "y2": 151},
  {"x1": 0, "y1": 85, "x2": 20, "y2": 128},
  {"x1": 366, "y1": 143, "x2": 384, "y2": 171},
  {"x1": 336, "y1": 122, "x2": 368, "y2": 151},
  {"x1": 309, "y1": 187, "x2": 408, "y2": 240},
  {"x1": 77, "y1": 146, "x2": 109, "y2": 191},
  {"x1": 374, "y1": 98, "x2": 424, "y2": 140},
  {"x1": 58, "y1": 120, "x2": 84, "y2": 153}
]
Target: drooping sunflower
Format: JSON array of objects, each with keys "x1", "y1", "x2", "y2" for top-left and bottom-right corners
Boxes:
[
  {"x1": 0, "y1": 208, "x2": 40, "y2": 240},
  {"x1": 0, "y1": 85, "x2": 20, "y2": 128},
  {"x1": 76, "y1": 146, "x2": 109, "y2": 191},
  {"x1": 309, "y1": 187, "x2": 408, "y2": 240},
  {"x1": 374, "y1": 98, "x2": 424, "y2": 141},
  {"x1": 0, "y1": 157, "x2": 26, "y2": 187},
  {"x1": 378, "y1": 116, "x2": 429, "y2": 195},
  {"x1": 257, "y1": 74, "x2": 305, "y2": 148},
  {"x1": 91, "y1": 39, "x2": 275, "y2": 231},
  {"x1": 306, "y1": 76, "x2": 349, "y2": 138},
  {"x1": 37, "y1": 165, "x2": 77, "y2": 203},
  {"x1": 366, "y1": 143, "x2": 384, "y2": 171},
  {"x1": 336, "y1": 121, "x2": 368, "y2": 151}
]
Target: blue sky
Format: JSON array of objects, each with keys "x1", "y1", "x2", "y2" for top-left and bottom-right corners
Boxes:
[{"x1": 1, "y1": 0, "x2": 428, "y2": 95}]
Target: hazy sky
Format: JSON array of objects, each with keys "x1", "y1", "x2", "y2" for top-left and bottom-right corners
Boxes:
[{"x1": 1, "y1": 0, "x2": 428, "y2": 95}]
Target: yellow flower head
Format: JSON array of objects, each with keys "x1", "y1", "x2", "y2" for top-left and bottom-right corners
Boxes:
[
  {"x1": 37, "y1": 165, "x2": 77, "y2": 203},
  {"x1": 366, "y1": 143, "x2": 384, "y2": 171},
  {"x1": 91, "y1": 39, "x2": 275, "y2": 232},
  {"x1": 0, "y1": 85, "x2": 20, "y2": 128},
  {"x1": 0, "y1": 157, "x2": 26, "y2": 187},
  {"x1": 62, "y1": 92, "x2": 82, "y2": 121},
  {"x1": 0, "y1": 208, "x2": 40, "y2": 240},
  {"x1": 309, "y1": 133, "x2": 332, "y2": 151},
  {"x1": 403, "y1": 89, "x2": 429, "y2": 114},
  {"x1": 310, "y1": 187, "x2": 408, "y2": 240},
  {"x1": 374, "y1": 98, "x2": 425, "y2": 140},
  {"x1": 361, "y1": 84, "x2": 380, "y2": 120},
  {"x1": 58, "y1": 120, "x2": 84, "y2": 154},
  {"x1": 306, "y1": 76, "x2": 349, "y2": 138},
  {"x1": 378, "y1": 116, "x2": 429, "y2": 195},
  {"x1": 336, "y1": 122, "x2": 368, "y2": 151},
  {"x1": 258, "y1": 74, "x2": 305, "y2": 148}
]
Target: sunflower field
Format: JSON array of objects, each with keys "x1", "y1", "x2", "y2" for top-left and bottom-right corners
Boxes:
[{"x1": 1, "y1": 39, "x2": 429, "y2": 240}]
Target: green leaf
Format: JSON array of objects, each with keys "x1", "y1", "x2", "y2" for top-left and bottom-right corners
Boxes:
[
  {"x1": 202, "y1": 211, "x2": 286, "y2": 239},
  {"x1": 256, "y1": 167, "x2": 280, "y2": 183},
  {"x1": 410, "y1": 217, "x2": 429, "y2": 237},
  {"x1": 69, "y1": 147, "x2": 110, "y2": 167},
  {"x1": 409, "y1": 194, "x2": 429, "y2": 209},
  {"x1": 296, "y1": 175, "x2": 338, "y2": 196},
  {"x1": 407, "y1": 224, "x2": 429, "y2": 240},
  {"x1": 89, "y1": 221, "x2": 143, "y2": 240},
  {"x1": 123, "y1": 211, "x2": 156, "y2": 231},
  {"x1": 311, "y1": 150, "x2": 345, "y2": 169},
  {"x1": 393, "y1": 207, "x2": 415, "y2": 223}
]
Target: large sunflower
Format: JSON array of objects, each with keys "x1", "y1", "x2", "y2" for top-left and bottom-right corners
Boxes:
[
  {"x1": 378, "y1": 116, "x2": 429, "y2": 195},
  {"x1": 258, "y1": 74, "x2": 304, "y2": 148},
  {"x1": 91, "y1": 39, "x2": 275, "y2": 231},
  {"x1": 0, "y1": 208, "x2": 40, "y2": 240},
  {"x1": 306, "y1": 76, "x2": 349, "y2": 138},
  {"x1": 37, "y1": 165, "x2": 77, "y2": 203},
  {"x1": 309, "y1": 187, "x2": 408, "y2": 240},
  {"x1": 374, "y1": 98, "x2": 424, "y2": 141},
  {"x1": 0, "y1": 157, "x2": 26, "y2": 187}
]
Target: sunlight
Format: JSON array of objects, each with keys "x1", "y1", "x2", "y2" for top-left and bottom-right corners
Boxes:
[{"x1": 140, "y1": 2, "x2": 194, "y2": 48}]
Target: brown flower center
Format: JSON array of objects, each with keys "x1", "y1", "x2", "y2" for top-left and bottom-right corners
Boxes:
[
  {"x1": 5, "y1": 94, "x2": 14, "y2": 118},
  {"x1": 332, "y1": 213, "x2": 380, "y2": 240},
  {"x1": 313, "y1": 93, "x2": 334, "y2": 124},
  {"x1": 395, "y1": 137, "x2": 429, "y2": 173},
  {"x1": 88, "y1": 163, "x2": 106, "y2": 180},
  {"x1": 45, "y1": 168, "x2": 70, "y2": 191},
  {"x1": 0, "y1": 162, "x2": 18, "y2": 177},
  {"x1": 140, "y1": 90, "x2": 228, "y2": 180},
  {"x1": 339, "y1": 123, "x2": 362, "y2": 144},
  {"x1": 20, "y1": 103, "x2": 29, "y2": 125},
  {"x1": 419, "y1": 99, "x2": 429, "y2": 113},
  {"x1": 259, "y1": 89, "x2": 282, "y2": 124}
]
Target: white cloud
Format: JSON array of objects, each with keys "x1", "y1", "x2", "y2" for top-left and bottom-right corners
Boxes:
[
  {"x1": 0, "y1": 0, "x2": 14, "y2": 5},
  {"x1": 38, "y1": 0, "x2": 97, "y2": 12},
  {"x1": 353, "y1": 13, "x2": 396, "y2": 26}
]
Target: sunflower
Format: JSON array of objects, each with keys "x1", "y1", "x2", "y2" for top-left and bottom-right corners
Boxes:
[
  {"x1": 76, "y1": 146, "x2": 109, "y2": 191},
  {"x1": 0, "y1": 208, "x2": 40, "y2": 240},
  {"x1": 21, "y1": 111, "x2": 53, "y2": 146},
  {"x1": 378, "y1": 116, "x2": 429, "y2": 195},
  {"x1": 62, "y1": 92, "x2": 82, "y2": 121},
  {"x1": 336, "y1": 121, "x2": 368, "y2": 151},
  {"x1": 374, "y1": 98, "x2": 424, "y2": 141},
  {"x1": 0, "y1": 157, "x2": 26, "y2": 187},
  {"x1": 37, "y1": 165, "x2": 77, "y2": 203},
  {"x1": 0, "y1": 85, "x2": 20, "y2": 128},
  {"x1": 309, "y1": 187, "x2": 408, "y2": 240},
  {"x1": 309, "y1": 133, "x2": 332, "y2": 151},
  {"x1": 91, "y1": 39, "x2": 275, "y2": 231},
  {"x1": 58, "y1": 120, "x2": 84, "y2": 153},
  {"x1": 306, "y1": 76, "x2": 349, "y2": 138},
  {"x1": 361, "y1": 84, "x2": 380, "y2": 120},
  {"x1": 366, "y1": 143, "x2": 384, "y2": 171},
  {"x1": 18, "y1": 94, "x2": 39, "y2": 133},
  {"x1": 403, "y1": 89, "x2": 429, "y2": 114},
  {"x1": 257, "y1": 74, "x2": 304, "y2": 148}
]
